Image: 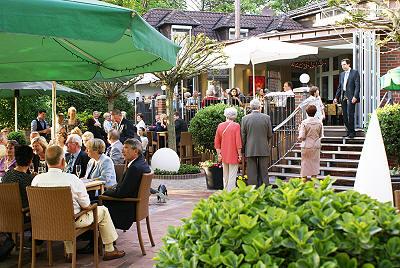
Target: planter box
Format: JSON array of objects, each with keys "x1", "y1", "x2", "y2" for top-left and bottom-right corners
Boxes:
[
  {"x1": 203, "y1": 166, "x2": 223, "y2": 190},
  {"x1": 154, "y1": 171, "x2": 204, "y2": 180}
]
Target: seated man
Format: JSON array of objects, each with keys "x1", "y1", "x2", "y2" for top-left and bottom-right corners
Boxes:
[
  {"x1": 106, "y1": 130, "x2": 124, "y2": 165},
  {"x1": 31, "y1": 145, "x2": 125, "y2": 261},
  {"x1": 102, "y1": 139, "x2": 151, "y2": 230},
  {"x1": 65, "y1": 134, "x2": 90, "y2": 178}
]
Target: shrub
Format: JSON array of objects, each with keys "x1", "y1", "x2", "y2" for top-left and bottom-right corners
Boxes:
[
  {"x1": 377, "y1": 104, "x2": 400, "y2": 165},
  {"x1": 188, "y1": 103, "x2": 244, "y2": 153},
  {"x1": 155, "y1": 178, "x2": 400, "y2": 267},
  {"x1": 7, "y1": 131, "x2": 27, "y2": 145},
  {"x1": 154, "y1": 164, "x2": 201, "y2": 175}
]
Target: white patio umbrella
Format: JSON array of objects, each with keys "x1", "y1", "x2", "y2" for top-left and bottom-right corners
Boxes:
[
  {"x1": 223, "y1": 37, "x2": 319, "y2": 96},
  {"x1": 0, "y1": 82, "x2": 86, "y2": 131}
]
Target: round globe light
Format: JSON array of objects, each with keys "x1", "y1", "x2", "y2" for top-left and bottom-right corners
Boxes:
[
  {"x1": 151, "y1": 148, "x2": 180, "y2": 172},
  {"x1": 299, "y1": 73, "x2": 310, "y2": 84},
  {"x1": 134, "y1": 92, "x2": 141, "y2": 99}
]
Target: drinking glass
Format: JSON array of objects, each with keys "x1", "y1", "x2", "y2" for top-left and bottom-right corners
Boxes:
[
  {"x1": 76, "y1": 165, "x2": 81, "y2": 178},
  {"x1": 29, "y1": 163, "x2": 35, "y2": 173},
  {"x1": 38, "y1": 167, "x2": 45, "y2": 174}
]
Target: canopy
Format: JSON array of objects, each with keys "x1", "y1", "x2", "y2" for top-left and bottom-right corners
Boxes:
[
  {"x1": 381, "y1": 66, "x2": 400, "y2": 90},
  {"x1": 223, "y1": 37, "x2": 318, "y2": 95},
  {"x1": 0, "y1": 82, "x2": 86, "y2": 98},
  {"x1": 0, "y1": 82, "x2": 86, "y2": 131},
  {"x1": 0, "y1": 0, "x2": 180, "y2": 137}
]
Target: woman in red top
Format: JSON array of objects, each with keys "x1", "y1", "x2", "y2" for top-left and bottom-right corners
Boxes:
[{"x1": 214, "y1": 107, "x2": 242, "y2": 191}]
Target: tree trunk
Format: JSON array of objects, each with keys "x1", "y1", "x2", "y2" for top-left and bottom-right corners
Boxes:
[
  {"x1": 165, "y1": 84, "x2": 177, "y2": 152},
  {"x1": 107, "y1": 98, "x2": 114, "y2": 112}
]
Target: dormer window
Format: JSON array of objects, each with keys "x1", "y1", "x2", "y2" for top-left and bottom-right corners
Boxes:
[
  {"x1": 171, "y1": 25, "x2": 192, "y2": 40},
  {"x1": 228, "y1": 28, "x2": 249, "y2": 40}
]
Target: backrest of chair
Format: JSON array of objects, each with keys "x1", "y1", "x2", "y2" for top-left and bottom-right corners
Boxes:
[
  {"x1": 114, "y1": 164, "x2": 126, "y2": 184},
  {"x1": 0, "y1": 183, "x2": 23, "y2": 232},
  {"x1": 146, "y1": 131, "x2": 154, "y2": 144},
  {"x1": 179, "y1": 132, "x2": 192, "y2": 147},
  {"x1": 27, "y1": 186, "x2": 76, "y2": 241},
  {"x1": 136, "y1": 173, "x2": 154, "y2": 221}
]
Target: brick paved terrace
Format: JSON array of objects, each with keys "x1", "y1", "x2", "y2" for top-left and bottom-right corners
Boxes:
[{"x1": 2, "y1": 177, "x2": 213, "y2": 268}]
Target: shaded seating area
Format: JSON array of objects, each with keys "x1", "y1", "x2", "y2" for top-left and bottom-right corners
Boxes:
[
  {"x1": 99, "y1": 173, "x2": 155, "y2": 256},
  {"x1": 27, "y1": 186, "x2": 100, "y2": 268},
  {"x1": 0, "y1": 183, "x2": 30, "y2": 268}
]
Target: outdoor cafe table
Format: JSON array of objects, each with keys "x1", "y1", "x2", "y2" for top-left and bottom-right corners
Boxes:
[{"x1": 84, "y1": 180, "x2": 105, "y2": 194}]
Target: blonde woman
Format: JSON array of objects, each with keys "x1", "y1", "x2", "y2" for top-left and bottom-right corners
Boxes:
[
  {"x1": 31, "y1": 136, "x2": 48, "y2": 173},
  {"x1": 82, "y1": 131, "x2": 94, "y2": 148},
  {"x1": 84, "y1": 139, "x2": 116, "y2": 187},
  {"x1": 70, "y1": 127, "x2": 83, "y2": 137},
  {"x1": 103, "y1": 112, "x2": 113, "y2": 133},
  {"x1": 66, "y1": 106, "x2": 81, "y2": 133}
]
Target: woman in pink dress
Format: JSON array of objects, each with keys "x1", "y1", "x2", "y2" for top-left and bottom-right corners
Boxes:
[
  {"x1": 298, "y1": 105, "x2": 323, "y2": 179},
  {"x1": 214, "y1": 107, "x2": 242, "y2": 191}
]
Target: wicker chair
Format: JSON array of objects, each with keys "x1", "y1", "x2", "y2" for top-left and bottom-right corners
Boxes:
[
  {"x1": 114, "y1": 164, "x2": 126, "y2": 184},
  {"x1": 26, "y1": 186, "x2": 99, "y2": 268},
  {"x1": 99, "y1": 173, "x2": 155, "y2": 255},
  {"x1": 0, "y1": 183, "x2": 30, "y2": 268}
]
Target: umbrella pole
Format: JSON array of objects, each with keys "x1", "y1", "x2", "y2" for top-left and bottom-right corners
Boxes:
[
  {"x1": 231, "y1": 67, "x2": 235, "y2": 88},
  {"x1": 14, "y1": 90, "x2": 19, "y2": 132},
  {"x1": 181, "y1": 80, "x2": 184, "y2": 119},
  {"x1": 51, "y1": 81, "x2": 57, "y2": 140},
  {"x1": 134, "y1": 84, "x2": 137, "y2": 121},
  {"x1": 252, "y1": 63, "x2": 256, "y2": 98}
]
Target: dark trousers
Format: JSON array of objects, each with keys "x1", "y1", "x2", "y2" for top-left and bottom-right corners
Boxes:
[
  {"x1": 341, "y1": 98, "x2": 356, "y2": 135},
  {"x1": 246, "y1": 156, "x2": 269, "y2": 187}
]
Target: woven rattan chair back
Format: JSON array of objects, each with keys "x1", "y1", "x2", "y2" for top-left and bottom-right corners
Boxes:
[
  {"x1": 135, "y1": 173, "x2": 153, "y2": 221},
  {"x1": 27, "y1": 186, "x2": 75, "y2": 241},
  {"x1": 0, "y1": 183, "x2": 23, "y2": 233}
]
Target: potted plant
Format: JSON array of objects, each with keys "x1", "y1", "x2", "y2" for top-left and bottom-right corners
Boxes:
[{"x1": 189, "y1": 103, "x2": 244, "y2": 190}]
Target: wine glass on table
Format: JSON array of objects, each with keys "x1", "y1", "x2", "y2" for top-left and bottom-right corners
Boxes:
[{"x1": 76, "y1": 165, "x2": 81, "y2": 178}]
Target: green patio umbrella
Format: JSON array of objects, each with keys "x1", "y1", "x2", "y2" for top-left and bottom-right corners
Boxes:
[
  {"x1": 0, "y1": 82, "x2": 87, "y2": 131},
  {"x1": 381, "y1": 66, "x2": 400, "y2": 90},
  {"x1": 0, "y1": 0, "x2": 180, "y2": 137}
]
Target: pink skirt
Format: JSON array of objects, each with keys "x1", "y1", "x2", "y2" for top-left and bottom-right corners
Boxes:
[{"x1": 301, "y1": 148, "x2": 320, "y2": 177}]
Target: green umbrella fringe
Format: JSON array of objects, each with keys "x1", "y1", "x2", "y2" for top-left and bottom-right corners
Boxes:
[{"x1": 53, "y1": 38, "x2": 163, "y2": 73}]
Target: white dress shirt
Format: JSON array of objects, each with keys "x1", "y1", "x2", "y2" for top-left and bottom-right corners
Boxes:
[
  {"x1": 31, "y1": 168, "x2": 90, "y2": 214},
  {"x1": 343, "y1": 68, "x2": 351, "y2": 91}
]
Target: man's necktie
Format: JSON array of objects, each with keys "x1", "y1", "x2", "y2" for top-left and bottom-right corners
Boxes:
[
  {"x1": 105, "y1": 146, "x2": 112, "y2": 156},
  {"x1": 67, "y1": 155, "x2": 74, "y2": 173}
]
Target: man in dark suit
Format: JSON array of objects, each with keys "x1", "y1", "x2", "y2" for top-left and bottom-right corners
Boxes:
[
  {"x1": 241, "y1": 99, "x2": 273, "y2": 187},
  {"x1": 333, "y1": 58, "x2": 360, "y2": 138},
  {"x1": 173, "y1": 112, "x2": 188, "y2": 145},
  {"x1": 65, "y1": 134, "x2": 90, "y2": 178},
  {"x1": 102, "y1": 138, "x2": 151, "y2": 230},
  {"x1": 111, "y1": 109, "x2": 137, "y2": 143}
]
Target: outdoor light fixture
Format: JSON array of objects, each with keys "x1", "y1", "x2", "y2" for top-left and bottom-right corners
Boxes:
[
  {"x1": 161, "y1": 85, "x2": 167, "y2": 91},
  {"x1": 299, "y1": 73, "x2": 310, "y2": 84}
]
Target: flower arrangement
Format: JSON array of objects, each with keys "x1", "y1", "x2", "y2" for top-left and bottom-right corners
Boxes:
[
  {"x1": 199, "y1": 160, "x2": 222, "y2": 169},
  {"x1": 236, "y1": 174, "x2": 248, "y2": 186}
]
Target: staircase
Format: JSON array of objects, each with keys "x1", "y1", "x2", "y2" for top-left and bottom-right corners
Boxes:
[{"x1": 268, "y1": 126, "x2": 365, "y2": 190}]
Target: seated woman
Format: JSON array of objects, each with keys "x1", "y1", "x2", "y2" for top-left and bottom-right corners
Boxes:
[
  {"x1": 56, "y1": 131, "x2": 68, "y2": 153},
  {"x1": 31, "y1": 136, "x2": 48, "y2": 173},
  {"x1": 228, "y1": 88, "x2": 242, "y2": 106},
  {"x1": 138, "y1": 127, "x2": 148, "y2": 155},
  {"x1": 0, "y1": 140, "x2": 18, "y2": 178},
  {"x1": 2, "y1": 145, "x2": 34, "y2": 208},
  {"x1": 84, "y1": 138, "x2": 116, "y2": 187}
]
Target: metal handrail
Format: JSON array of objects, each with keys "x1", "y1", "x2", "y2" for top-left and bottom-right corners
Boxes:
[
  {"x1": 378, "y1": 91, "x2": 392, "y2": 108},
  {"x1": 273, "y1": 107, "x2": 301, "y2": 132}
]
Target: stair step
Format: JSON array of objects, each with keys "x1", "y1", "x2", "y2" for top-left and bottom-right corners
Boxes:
[
  {"x1": 295, "y1": 143, "x2": 364, "y2": 148},
  {"x1": 322, "y1": 136, "x2": 365, "y2": 141},
  {"x1": 332, "y1": 185, "x2": 354, "y2": 191},
  {"x1": 268, "y1": 172, "x2": 355, "y2": 182},
  {"x1": 284, "y1": 157, "x2": 359, "y2": 164},
  {"x1": 273, "y1": 164, "x2": 357, "y2": 173},
  {"x1": 291, "y1": 149, "x2": 361, "y2": 156}
]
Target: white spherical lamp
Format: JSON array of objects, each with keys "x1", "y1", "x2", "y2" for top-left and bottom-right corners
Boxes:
[
  {"x1": 151, "y1": 148, "x2": 180, "y2": 172},
  {"x1": 299, "y1": 73, "x2": 310, "y2": 84}
]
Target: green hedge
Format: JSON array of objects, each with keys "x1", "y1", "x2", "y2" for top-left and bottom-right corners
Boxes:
[
  {"x1": 188, "y1": 103, "x2": 244, "y2": 154},
  {"x1": 7, "y1": 131, "x2": 27, "y2": 145},
  {"x1": 154, "y1": 164, "x2": 201, "y2": 175},
  {"x1": 155, "y1": 178, "x2": 400, "y2": 267},
  {"x1": 377, "y1": 104, "x2": 400, "y2": 165}
]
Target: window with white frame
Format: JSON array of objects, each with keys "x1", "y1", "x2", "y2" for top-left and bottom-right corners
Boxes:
[
  {"x1": 171, "y1": 25, "x2": 192, "y2": 41},
  {"x1": 228, "y1": 28, "x2": 249, "y2": 40},
  {"x1": 314, "y1": 7, "x2": 346, "y2": 26}
]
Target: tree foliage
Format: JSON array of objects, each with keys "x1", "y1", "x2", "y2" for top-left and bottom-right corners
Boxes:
[
  {"x1": 82, "y1": 77, "x2": 141, "y2": 111},
  {"x1": 104, "y1": 0, "x2": 186, "y2": 15},
  {"x1": 154, "y1": 33, "x2": 227, "y2": 151},
  {"x1": 328, "y1": 0, "x2": 400, "y2": 46},
  {"x1": 266, "y1": 0, "x2": 314, "y2": 13}
]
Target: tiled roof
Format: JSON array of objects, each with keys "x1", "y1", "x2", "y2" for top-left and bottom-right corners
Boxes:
[
  {"x1": 286, "y1": 1, "x2": 328, "y2": 18},
  {"x1": 143, "y1": 9, "x2": 303, "y2": 40}
]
